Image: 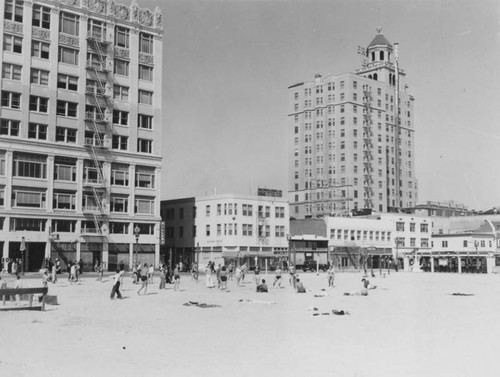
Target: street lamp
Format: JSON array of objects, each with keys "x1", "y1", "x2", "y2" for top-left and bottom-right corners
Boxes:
[{"x1": 134, "y1": 225, "x2": 140, "y2": 267}]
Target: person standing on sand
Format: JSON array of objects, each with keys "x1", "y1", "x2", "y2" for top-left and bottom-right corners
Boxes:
[
  {"x1": 173, "y1": 263, "x2": 180, "y2": 292},
  {"x1": 205, "y1": 262, "x2": 214, "y2": 288},
  {"x1": 254, "y1": 265, "x2": 261, "y2": 286},
  {"x1": 148, "y1": 264, "x2": 154, "y2": 283},
  {"x1": 289, "y1": 265, "x2": 296, "y2": 287},
  {"x1": 159, "y1": 264, "x2": 166, "y2": 289},
  {"x1": 235, "y1": 265, "x2": 242, "y2": 287},
  {"x1": 219, "y1": 266, "x2": 228, "y2": 290},
  {"x1": 97, "y1": 261, "x2": 104, "y2": 282},
  {"x1": 51, "y1": 262, "x2": 58, "y2": 284},
  {"x1": 69, "y1": 263, "x2": 77, "y2": 284},
  {"x1": 110, "y1": 270, "x2": 124, "y2": 299},
  {"x1": 137, "y1": 263, "x2": 149, "y2": 295},
  {"x1": 273, "y1": 267, "x2": 282, "y2": 288},
  {"x1": 327, "y1": 266, "x2": 335, "y2": 287}
]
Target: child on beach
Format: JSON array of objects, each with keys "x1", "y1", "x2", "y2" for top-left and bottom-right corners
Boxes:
[
  {"x1": 327, "y1": 266, "x2": 335, "y2": 287},
  {"x1": 256, "y1": 279, "x2": 268, "y2": 293},
  {"x1": 295, "y1": 278, "x2": 306, "y2": 293},
  {"x1": 273, "y1": 267, "x2": 282, "y2": 288},
  {"x1": 137, "y1": 264, "x2": 149, "y2": 295}
]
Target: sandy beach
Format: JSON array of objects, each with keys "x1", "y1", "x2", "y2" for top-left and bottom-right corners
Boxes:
[{"x1": 1, "y1": 270, "x2": 499, "y2": 377}]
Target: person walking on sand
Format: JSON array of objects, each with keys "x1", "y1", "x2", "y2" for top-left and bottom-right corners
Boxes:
[
  {"x1": 148, "y1": 264, "x2": 154, "y2": 284},
  {"x1": 137, "y1": 263, "x2": 149, "y2": 295},
  {"x1": 42, "y1": 270, "x2": 50, "y2": 287},
  {"x1": 205, "y1": 262, "x2": 215, "y2": 288},
  {"x1": 273, "y1": 267, "x2": 282, "y2": 288},
  {"x1": 254, "y1": 265, "x2": 261, "y2": 286},
  {"x1": 69, "y1": 263, "x2": 77, "y2": 284},
  {"x1": 327, "y1": 265, "x2": 335, "y2": 287},
  {"x1": 235, "y1": 265, "x2": 242, "y2": 287},
  {"x1": 289, "y1": 265, "x2": 296, "y2": 287},
  {"x1": 173, "y1": 263, "x2": 180, "y2": 292},
  {"x1": 96, "y1": 261, "x2": 104, "y2": 282},
  {"x1": 159, "y1": 264, "x2": 166, "y2": 289},
  {"x1": 219, "y1": 266, "x2": 228, "y2": 290},
  {"x1": 51, "y1": 262, "x2": 58, "y2": 284},
  {"x1": 110, "y1": 269, "x2": 124, "y2": 299}
]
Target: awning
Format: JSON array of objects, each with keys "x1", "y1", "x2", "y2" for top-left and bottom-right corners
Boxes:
[{"x1": 221, "y1": 250, "x2": 276, "y2": 258}]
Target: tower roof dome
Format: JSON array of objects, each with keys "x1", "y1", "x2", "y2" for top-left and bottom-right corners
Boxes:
[{"x1": 368, "y1": 28, "x2": 392, "y2": 48}]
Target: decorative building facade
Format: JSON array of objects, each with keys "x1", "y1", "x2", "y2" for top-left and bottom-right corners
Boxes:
[
  {"x1": 0, "y1": 0, "x2": 163, "y2": 271},
  {"x1": 288, "y1": 30, "x2": 417, "y2": 219}
]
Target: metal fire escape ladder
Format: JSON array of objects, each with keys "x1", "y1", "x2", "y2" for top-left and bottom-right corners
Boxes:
[{"x1": 362, "y1": 87, "x2": 374, "y2": 209}]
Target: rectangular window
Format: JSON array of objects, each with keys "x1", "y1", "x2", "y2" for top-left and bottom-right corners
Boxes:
[
  {"x1": 109, "y1": 222, "x2": 128, "y2": 234},
  {"x1": 32, "y1": 4, "x2": 51, "y2": 29},
  {"x1": 3, "y1": 35, "x2": 22, "y2": 53},
  {"x1": 206, "y1": 225, "x2": 210, "y2": 236},
  {"x1": 28, "y1": 123, "x2": 47, "y2": 140},
  {"x1": 135, "y1": 197, "x2": 154, "y2": 214},
  {"x1": 114, "y1": 59, "x2": 129, "y2": 76},
  {"x1": 87, "y1": 18, "x2": 105, "y2": 41},
  {"x1": 55, "y1": 127, "x2": 77, "y2": 143},
  {"x1": 111, "y1": 164, "x2": 129, "y2": 186},
  {"x1": 59, "y1": 47, "x2": 79, "y2": 65},
  {"x1": 29, "y1": 96, "x2": 49, "y2": 113},
  {"x1": 112, "y1": 135, "x2": 128, "y2": 150},
  {"x1": 30, "y1": 69, "x2": 49, "y2": 86},
  {"x1": 110, "y1": 196, "x2": 129, "y2": 213},
  {"x1": 139, "y1": 33, "x2": 154, "y2": 54},
  {"x1": 420, "y1": 223, "x2": 429, "y2": 233},
  {"x1": 135, "y1": 166, "x2": 155, "y2": 188},
  {"x1": 113, "y1": 110, "x2": 128, "y2": 125},
  {"x1": 113, "y1": 85, "x2": 129, "y2": 100},
  {"x1": 1, "y1": 91, "x2": 21, "y2": 109},
  {"x1": 54, "y1": 157, "x2": 77, "y2": 181},
  {"x1": 0, "y1": 119, "x2": 20, "y2": 137},
  {"x1": 57, "y1": 101, "x2": 78, "y2": 117},
  {"x1": 53, "y1": 191, "x2": 76, "y2": 210},
  {"x1": 5, "y1": 0, "x2": 23, "y2": 23},
  {"x1": 137, "y1": 139, "x2": 153, "y2": 154},
  {"x1": 138, "y1": 90, "x2": 153, "y2": 105},
  {"x1": 11, "y1": 218, "x2": 46, "y2": 232},
  {"x1": 2, "y1": 63, "x2": 22, "y2": 80},
  {"x1": 114, "y1": 26, "x2": 130, "y2": 48},
  {"x1": 32, "y1": 41, "x2": 50, "y2": 59},
  {"x1": 396, "y1": 222, "x2": 405, "y2": 232},
  {"x1": 59, "y1": 12, "x2": 79, "y2": 36},
  {"x1": 58, "y1": 74, "x2": 78, "y2": 91},
  {"x1": 13, "y1": 153, "x2": 47, "y2": 179},
  {"x1": 13, "y1": 190, "x2": 46, "y2": 208},
  {"x1": 138, "y1": 114, "x2": 153, "y2": 129},
  {"x1": 139, "y1": 65, "x2": 153, "y2": 81}
]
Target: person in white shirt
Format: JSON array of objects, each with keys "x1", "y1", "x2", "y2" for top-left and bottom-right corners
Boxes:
[{"x1": 110, "y1": 270, "x2": 124, "y2": 299}]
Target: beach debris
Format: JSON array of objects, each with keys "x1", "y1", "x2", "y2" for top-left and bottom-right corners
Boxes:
[
  {"x1": 450, "y1": 293, "x2": 475, "y2": 296},
  {"x1": 238, "y1": 299, "x2": 277, "y2": 305}
]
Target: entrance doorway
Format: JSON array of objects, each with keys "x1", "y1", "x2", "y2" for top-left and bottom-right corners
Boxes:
[{"x1": 9, "y1": 242, "x2": 46, "y2": 272}]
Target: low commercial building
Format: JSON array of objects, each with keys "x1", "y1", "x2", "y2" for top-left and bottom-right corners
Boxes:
[{"x1": 161, "y1": 194, "x2": 289, "y2": 269}]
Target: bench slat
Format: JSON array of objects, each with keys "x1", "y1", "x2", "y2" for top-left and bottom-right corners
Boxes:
[{"x1": 0, "y1": 287, "x2": 48, "y2": 295}]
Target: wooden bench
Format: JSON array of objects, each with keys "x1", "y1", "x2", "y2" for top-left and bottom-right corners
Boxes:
[{"x1": 0, "y1": 287, "x2": 49, "y2": 311}]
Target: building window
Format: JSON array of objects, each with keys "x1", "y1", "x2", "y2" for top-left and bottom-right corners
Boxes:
[
  {"x1": 32, "y1": 4, "x2": 51, "y2": 29},
  {"x1": 87, "y1": 18, "x2": 105, "y2": 40},
  {"x1": 396, "y1": 222, "x2": 405, "y2": 231},
  {"x1": 138, "y1": 114, "x2": 153, "y2": 129},
  {"x1": 54, "y1": 157, "x2": 77, "y2": 181},
  {"x1": 58, "y1": 47, "x2": 79, "y2": 65},
  {"x1": 113, "y1": 110, "x2": 128, "y2": 126},
  {"x1": 11, "y1": 218, "x2": 46, "y2": 232},
  {"x1": 56, "y1": 101, "x2": 78, "y2": 117},
  {"x1": 135, "y1": 197, "x2": 154, "y2": 214},
  {"x1": 206, "y1": 205, "x2": 210, "y2": 217},
  {"x1": 113, "y1": 85, "x2": 129, "y2": 100},
  {"x1": 13, "y1": 153, "x2": 47, "y2": 179},
  {"x1": 139, "y1": 65, "x2": 153, "y2": 81},
  {"x1": 112, "y1": 135, "x2": 128, "y2": 150},
  {"x1": 59, "y1": 12, "x2": 79, "y2": 36},
  {"x1": 28, "y1": 123, "x2": 47, "y2": 140},
  {"x1": 32, "y1": 41, "x2": 50, "y2": 59},
  {"x1": 110, "y1": 196, "x2": 129, "y2": 213},
  {"x1": 463, "y1": 240, "x2": 468, "y2": 247},
  {"x1": 29, "y1": 96, "x2": 49, "y2": 113},
  {"x1": 275, "y1": 206, "x2": 285, "y2": 218},
  {"x1": 114, "y1": 59, "x2": 129, "y2": 76},
  {"x1": 420, "y1": 223, "x2": 428, "y2": 233},
  {"x1": 137, "y1": 139, "x2": 153, "y2": 154},
  {"x1": 5, "y1": 0, "x2": 23, "y2": 22},
  {"x1": 2, "y1": 63, "x2": 21, "y2": 80},
  {"x1": 0, "y1": 119, "x2": 20, "y2": 137},
  {"x1": 53, "y1": 191, "x2": 76, "y2": 210},
  {"x1": 206, "y1": 225, "x2": 210, "y2": 236},
  {"x1": 3, "y1": 34, "x2": 22, "y2": 54},
  {"x1": 111, "y1": 164, "x2": 129, "y2": 186},
  {"x1": 135, "y1": 166, "x2": 155, "y2": 188},
  {"x1": 58, "y1": 74, "x2": 78, "y2": 91},
  {"x1": 1, "y1": 91, "x2": 21, "y2": 109},
  {"x1": 139, "y1": 33, "x2": 154, "y2": 54},
  {"x1": 114, "y1": 26, "x2": 129, "y2": 48},
  {"x1": 421, "y1": 238, "x2": 429, "y2": 248},
  {"x1": 55, "y1": 127, "x2": 77, "y2": 143},
  {"x1": 138, "y1": 90, "x2": 153, "y2": 105},
  {"x1": 12, "y1": 190, "x2": 46, "y2": 208},
  {"x1": 109, "y1": 222, "x2": 128, "y2": 234},
  {"x1": 442, "y1": 240, "x2": 448, "y2": 248},
  {"x1": 30, "y1": 69, "x2": 49, "y2": 86},
  {"x1": 275, "y1": 226, "x2": 285, "y2": 237},
  {"x1": 409, "y1": 223, "x2": 415, "y2": 232}
]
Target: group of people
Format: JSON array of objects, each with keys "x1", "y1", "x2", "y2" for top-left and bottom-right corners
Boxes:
[{"x1": 1, "y1": 258, "x2": 23, "y2": 276}]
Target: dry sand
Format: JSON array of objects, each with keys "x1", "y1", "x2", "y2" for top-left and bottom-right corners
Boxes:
[{"x1": 1, "y1": 270, "x2": 499, "y2": 377}]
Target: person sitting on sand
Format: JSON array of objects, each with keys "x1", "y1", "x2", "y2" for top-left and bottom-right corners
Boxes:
[
  {"x1": 256, "y1": 279, "x2": 268, "y2": 293},
  {"x1": 361, "y1": 278, "x2": 376, "y2": 290},
  {"x1": 295, "y1": 278, "x2": 306, "y2": 293},
  {"x1": 344, "y1": 289, "x2": 368, "y2": 296}
]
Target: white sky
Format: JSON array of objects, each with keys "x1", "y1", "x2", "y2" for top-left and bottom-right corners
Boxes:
[{"x1": 142, "y1": 0, "x2": 500, "y2": 210}]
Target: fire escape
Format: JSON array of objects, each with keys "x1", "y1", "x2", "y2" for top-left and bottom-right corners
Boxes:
[
  {"x1": 362, "y1": 86, "x2": 374, "y2": 209},
  {"x1": 82, "y1": 31, "x2": 112, "y2": 236}
]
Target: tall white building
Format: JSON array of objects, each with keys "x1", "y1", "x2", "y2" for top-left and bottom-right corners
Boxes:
[
  {"x1": 0, "y1": 0, "x2": 163, "y2": 271},
  {"x1": 289, "y1": 30, "x2": 417, "y2": 219},
  {"x1": 161, "y1": 194, "x2": 289, "y2": 268}
]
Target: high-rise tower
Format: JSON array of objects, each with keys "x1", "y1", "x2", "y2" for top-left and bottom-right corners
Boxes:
[{"x1": 288, "y1": 30, "x2": 417, "y2": 219}]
